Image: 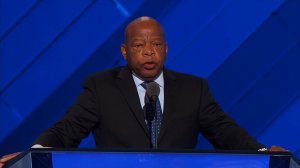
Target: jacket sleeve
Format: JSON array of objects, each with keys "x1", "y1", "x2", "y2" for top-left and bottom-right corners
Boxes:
[
  {"x1": 198, "y1": 80, "x2": 265, "y2": 150},
  {"x1": 34, "y1": 76, "x2": 99, "y2": 147}
]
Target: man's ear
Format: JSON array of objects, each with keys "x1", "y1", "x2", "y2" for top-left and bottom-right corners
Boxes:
[
  {"x1": 165, "y1": 43, "x2": 168, "y2": 58},
  {"x1": 121, "y1": 44, "x2": 127, "y2": 60}
]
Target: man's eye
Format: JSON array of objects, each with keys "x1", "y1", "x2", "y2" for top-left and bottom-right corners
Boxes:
[
  {"x1": 153, "y1": 43, "x2": 164, "y2": 49},
  {"x1": 134, "y1": 44, "x2": 143, "y2": 47},
  {"x1": 153, "y1": 43, "x2": 163, "y2": 46}
]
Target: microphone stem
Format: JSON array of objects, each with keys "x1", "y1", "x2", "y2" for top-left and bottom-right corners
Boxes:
[
  {"x1": 154, "y1": 98, "x2": 158, "y2": 149},
  {"x1": 155, "y1": 116, "x2": 158, "y2": 149}
]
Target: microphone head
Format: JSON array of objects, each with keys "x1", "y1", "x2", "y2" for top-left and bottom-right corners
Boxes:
[{"x1": 146, "y1": 82, "x2": 160, "y2": 101}]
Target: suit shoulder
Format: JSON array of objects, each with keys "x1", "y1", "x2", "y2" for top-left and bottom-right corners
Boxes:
[
  {"x1": 165, "y1": 68, "x2": 206, "y2": 83},
  {"x1": 87, "y1": 66, "x2": 124, "y2": 81}
]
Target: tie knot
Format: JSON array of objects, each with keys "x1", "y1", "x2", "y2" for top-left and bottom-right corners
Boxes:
[{"x1": 141, "y1": 81, "x2": 153, "y2": 90}]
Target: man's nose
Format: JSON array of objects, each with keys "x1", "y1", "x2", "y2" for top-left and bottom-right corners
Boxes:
[{"x1": 143, "y1": 43, "x2": 154, "y2": 56}]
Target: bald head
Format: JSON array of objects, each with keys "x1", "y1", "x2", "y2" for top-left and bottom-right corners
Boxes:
[{"x1": 124, "y1": 16, "x2": 165, "y2": 44}]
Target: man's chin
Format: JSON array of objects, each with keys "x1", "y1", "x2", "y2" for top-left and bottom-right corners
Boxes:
[{"x1": 140, "y1": 71, "x2": 161, "y2": 81}]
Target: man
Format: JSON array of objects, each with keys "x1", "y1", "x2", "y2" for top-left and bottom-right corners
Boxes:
[{"x1": 0, "y1": 16, "x2": 285, "y2": 167}]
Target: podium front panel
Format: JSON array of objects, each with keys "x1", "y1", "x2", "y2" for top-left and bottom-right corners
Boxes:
[
  {"x1": 6, "y1": 149, "x2": 299, "y2": 168},
  {"x1": 52, "y1": 151, "x2": 270, "y2": 168}
]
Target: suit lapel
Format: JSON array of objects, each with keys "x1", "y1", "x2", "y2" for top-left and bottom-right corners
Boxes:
[
  {"x1": 158, "y1": 69, "x2": 177, "y2": 143},
  {"x1": 116, "y1": 67, "x2": 149, "y2": 135}
]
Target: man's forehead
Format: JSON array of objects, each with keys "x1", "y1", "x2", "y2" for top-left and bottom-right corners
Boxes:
[
  {"x1": 127, "y1": 29, "x2": 165, "y2": 41},
  {"x1": 130, "y1": 28, "x2": 164, "y2": 36},
  {"x1": 128, "y1": 23, "x2": 163, "y2": 33},
  {"x1": 127, "y1": 24, "x2": 164, "y2": 37},
  {"x1": 130, "y1": 36, "x2": 165, "y2": 42}
]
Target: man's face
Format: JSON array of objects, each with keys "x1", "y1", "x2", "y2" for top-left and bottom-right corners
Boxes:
[{"x1": 121, "y1": 20, "x2": 168, "y2": 81}]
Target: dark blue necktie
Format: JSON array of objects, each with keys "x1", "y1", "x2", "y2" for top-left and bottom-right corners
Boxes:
[{"x1": 141, "y1": 82, "x2": 163, "y2": 148}]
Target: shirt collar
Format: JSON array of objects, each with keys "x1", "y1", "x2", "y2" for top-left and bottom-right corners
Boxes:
[{"x1": 132, "y1": 71, "x2": 164, "y2": 88}]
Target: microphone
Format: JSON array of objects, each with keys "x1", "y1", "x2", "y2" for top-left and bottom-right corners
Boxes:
[
  {"x1": 146, "y1": 82, "x2": 160, "y2": 101},
  {"x1": 145, "y1": 82, "x2": 160, "y2": 121}
]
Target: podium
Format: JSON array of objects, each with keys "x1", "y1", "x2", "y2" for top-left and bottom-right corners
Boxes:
[{"x1": 5, "y1": 149, "x2": 300, "y2": 168}]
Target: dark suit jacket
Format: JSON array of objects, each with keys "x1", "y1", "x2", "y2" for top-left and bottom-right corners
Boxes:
[{"x1": 35, "y1": 66, "x2": 264, "y2": 150}]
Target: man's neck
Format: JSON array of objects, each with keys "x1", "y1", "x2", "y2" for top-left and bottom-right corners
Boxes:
[{"x1": 131, "y1": 71, "x2": 163, "y2": 82}]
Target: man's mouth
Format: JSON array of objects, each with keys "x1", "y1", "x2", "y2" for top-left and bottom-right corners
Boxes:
[{"x1": 144, "y1": 62, "x2": 156, "y2": 70}]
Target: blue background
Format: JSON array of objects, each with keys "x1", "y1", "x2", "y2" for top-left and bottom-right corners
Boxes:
[{"x1": 1, "y1": 0, "x2": 300, "y2": 158}]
